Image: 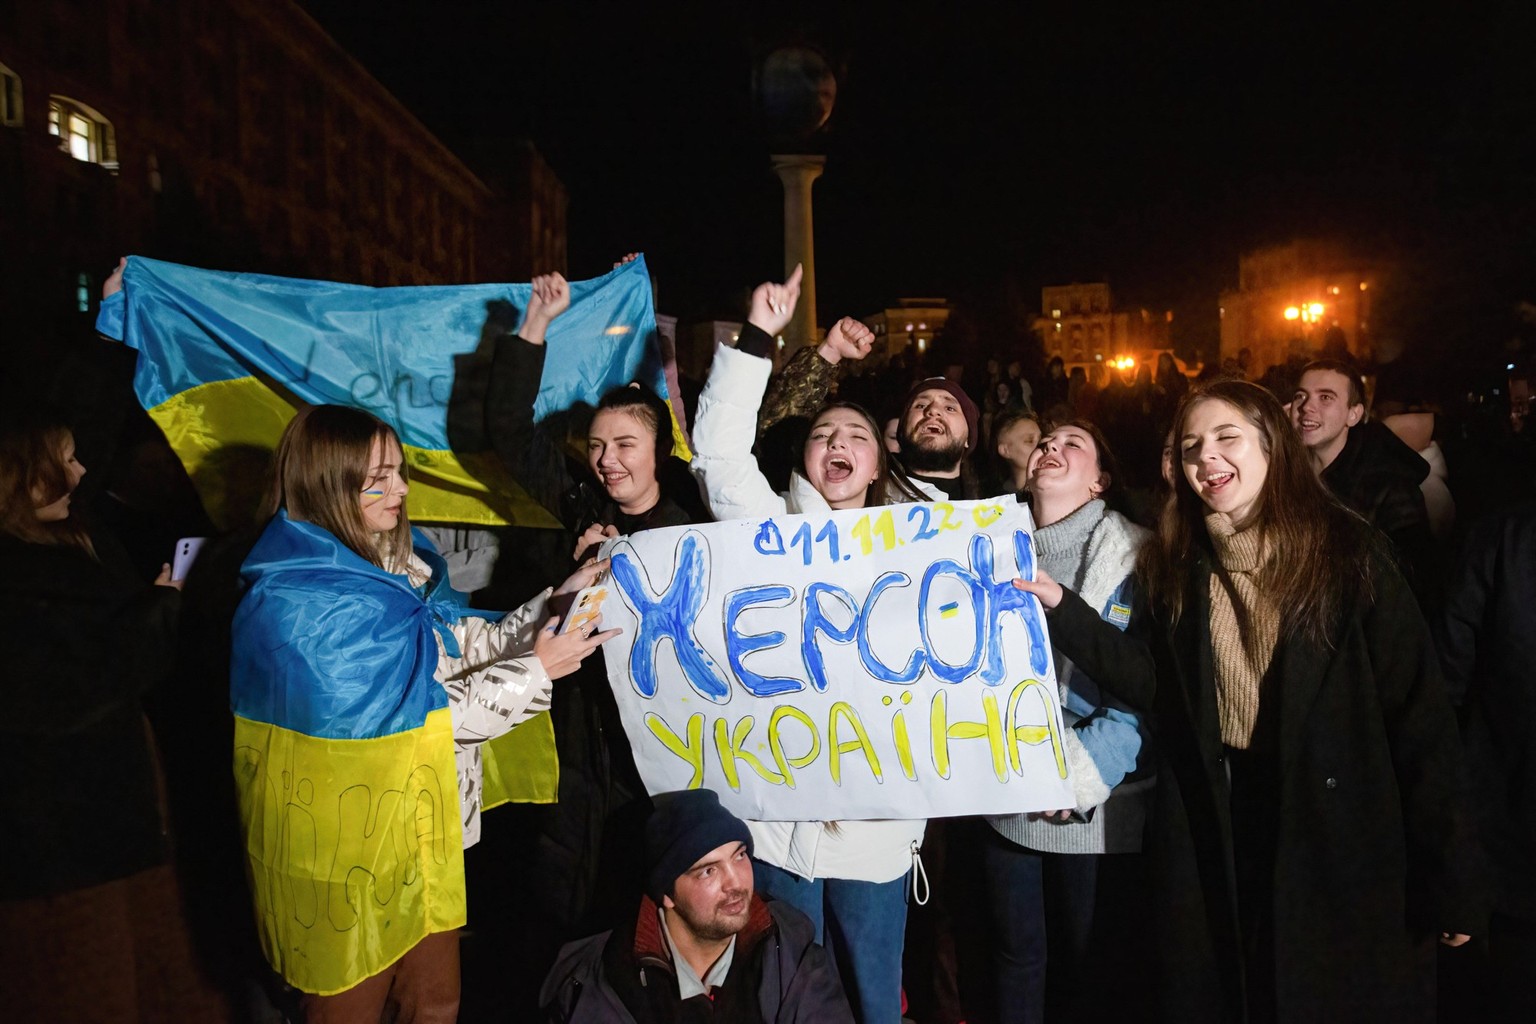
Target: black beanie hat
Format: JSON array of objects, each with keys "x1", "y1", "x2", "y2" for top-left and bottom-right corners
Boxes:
[
  {"x1": 903, "y1": 377, "x2": 980, "y2": 454},
  {"x1": 644, "y1": 789, "x2": 753, "y2": 903}
]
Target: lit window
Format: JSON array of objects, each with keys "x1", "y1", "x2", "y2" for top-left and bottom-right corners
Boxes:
[
  {"x1": 1054, "y1": 322, "x2": 1062, "y2": 332},
  {"x1": 1051, "y1": 309, "x2": 1061, "y2": 319},
  {"x1": 1329, "y1": 285, "x2": 1340, "y2": 295},
  {"x1": 0, "y1": 61, "x2": 21, "y2": 127},
  {"x1": 47, "y1": 96, "x2": 117, "y2": 170},
  {"x1": 75, "y1": 272, "x2": 90, "y2": 312},
  {"x1": 1359, "y1": 281, "x2": 1368, "y2": 291},
  {"x1": 918, "y1": 322, "x2": 927, "y2": 330},
  {"x1": 905, "y1": 323, "x2": 914, "y2": 332}
]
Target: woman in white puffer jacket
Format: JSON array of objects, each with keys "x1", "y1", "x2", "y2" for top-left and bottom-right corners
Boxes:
[{"x1": 690, "y1": 267, "x2": 936, "y2": 1023}]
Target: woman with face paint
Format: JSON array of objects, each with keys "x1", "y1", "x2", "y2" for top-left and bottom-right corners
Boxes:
[
  {"x1": 690, "y1": 269, "x2": 933, "y2": 1024},
  {"x1": 230, "y1": 404, "x2": 616, "y2": 1017},
  {"x1": 1014, "y1": 380, "x2": 1482, "y2": 1022}
]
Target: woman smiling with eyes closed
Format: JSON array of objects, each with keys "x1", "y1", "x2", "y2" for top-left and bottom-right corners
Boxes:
[
  {"x1": 1014, "y1": 379, "x2": 1482, "y2": 1023},
  {"x1": 983, "y1": 420, "x2": 1151, "y2": 1022}
]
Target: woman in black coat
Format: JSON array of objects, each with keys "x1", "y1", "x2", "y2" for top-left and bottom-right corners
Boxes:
[
  {"x1": 1016, "y1": 379, "x2": 1483, "y2": 1023},
  {"x1": 0, "y1": 409, "x2": 229, "y2": 1020}
]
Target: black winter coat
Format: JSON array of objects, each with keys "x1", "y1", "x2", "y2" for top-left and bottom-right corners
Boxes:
[
  {"x1": 1437, "y1": 501, "x2": 1536, "y2": 922},
  {"x1": 1321, "y1": 421, "x2": 1439, "y2": 609},
  {"x1": 0, "y1": 530, "x2": 180, "y2": 898},
  {"x1": 1048, "y1": 535, "x2": 1483, "y2": 1023}
]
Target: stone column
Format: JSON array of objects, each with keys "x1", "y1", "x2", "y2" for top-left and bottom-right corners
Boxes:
[{"x1": 770, "y1": 154, "x2": 825, "y2": 356}]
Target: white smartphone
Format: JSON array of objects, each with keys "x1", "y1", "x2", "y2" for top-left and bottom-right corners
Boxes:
[{"x1": 172, "y1": 536, "x2": 207, "y2": 582}]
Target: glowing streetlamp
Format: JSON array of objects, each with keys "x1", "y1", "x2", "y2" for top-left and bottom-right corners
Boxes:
[{"x1": 1284, "y1": 306, "x2": 1301, "y2": 321}]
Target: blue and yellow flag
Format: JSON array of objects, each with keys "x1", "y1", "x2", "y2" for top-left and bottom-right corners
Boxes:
[
  {"x1": 230, "y1": 513, "x2": 553, "y2": 994},
  {"x1": 99, "y1": 256, "x2": 670, "y2": 529}
]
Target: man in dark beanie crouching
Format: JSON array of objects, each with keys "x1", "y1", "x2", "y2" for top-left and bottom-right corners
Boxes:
[{"x1": 539, "y1": 789, "x2": 852, "y2": 1023}]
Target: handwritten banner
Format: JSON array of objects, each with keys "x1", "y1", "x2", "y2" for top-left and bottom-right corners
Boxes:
[{"x1": 590, "y1": 497, "x2": 1074, "y2": 821}]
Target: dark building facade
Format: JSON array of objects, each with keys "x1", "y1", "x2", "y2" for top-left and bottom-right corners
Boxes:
[{"x1": 0, "y1": 0, "x2": 567, "y2": 356}]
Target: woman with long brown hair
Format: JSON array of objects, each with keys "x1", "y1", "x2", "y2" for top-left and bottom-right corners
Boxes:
[
  {"x1": 689, "y1": 271, "x2": 932, "y2": 1023},
  {"x1": 0, "y1": 407, "x2": 232, "y2": 1021},
  {"x1": 231, "y1": 404, "x2": 616, "y2": 1021},
  {"x1": 1015, "y1": 379, "x2": 1481, "y2": 1022}
]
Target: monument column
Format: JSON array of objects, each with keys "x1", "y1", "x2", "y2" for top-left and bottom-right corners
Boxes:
[{"x1": 771, "y1": 153, "x2": 825, "y2": 356}]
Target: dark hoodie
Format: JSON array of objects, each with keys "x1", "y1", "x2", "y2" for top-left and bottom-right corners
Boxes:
[{"x1": 1321, "y1": 419, "x2": 1440, "y2": 610}]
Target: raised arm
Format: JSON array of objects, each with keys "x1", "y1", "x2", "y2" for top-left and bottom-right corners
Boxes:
[
  {"x1": 759, "y1": 315, "x2": 876, "y2": 435},
  {"x1": 479, "y1": 273, "x2": 577, "y2": 519},
  {"x1": 689, "y1": 270, "x2": 809, "y2": 521}
]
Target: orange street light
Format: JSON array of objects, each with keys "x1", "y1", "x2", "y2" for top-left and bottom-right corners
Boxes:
[{"x1": 1284, "y1": 306, "x2": 1301, "y2": 321}]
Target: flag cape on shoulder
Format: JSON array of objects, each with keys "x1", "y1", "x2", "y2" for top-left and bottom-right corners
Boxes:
[
  {"x1": 99, "y1": 255, "x2": 679, "y2": 530},
  {"x1": 230, "y1": 514, "x2": 553, "y2": 994}
]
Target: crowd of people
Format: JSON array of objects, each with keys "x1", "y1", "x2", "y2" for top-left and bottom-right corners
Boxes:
[{"x1": 2, "y1": 255, "x2": 1533, "y2": 1024}]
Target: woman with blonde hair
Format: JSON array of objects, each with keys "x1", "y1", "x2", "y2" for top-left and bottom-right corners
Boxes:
[
  {"x1": 232, "y1": 404, "x2": 615, "y2": 1021},
  {"x1": 1016, "y1": 379, "x2": 1481, "y2": 1022}
]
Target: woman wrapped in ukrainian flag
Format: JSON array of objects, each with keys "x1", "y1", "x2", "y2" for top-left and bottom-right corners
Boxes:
[{"x1": 230, "y1": 404, "x2": 618, "y2": 1019}]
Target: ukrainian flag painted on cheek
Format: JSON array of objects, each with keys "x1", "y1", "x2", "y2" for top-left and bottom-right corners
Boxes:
[
  {"x1": 98, "y1": 255, "x2": 677, "y2": 530},
  {"x1": 232, "y1": 514, "x2": 484, "y2": 994}
]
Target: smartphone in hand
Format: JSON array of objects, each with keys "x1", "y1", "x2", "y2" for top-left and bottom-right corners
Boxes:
[{"x1": 172, "y1": 537, "x2": 207, "y2": 582}]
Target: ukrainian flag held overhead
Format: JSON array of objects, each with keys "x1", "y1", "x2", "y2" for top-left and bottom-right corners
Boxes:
[{"x1": 98, "y1": 255, "x2": 675, "y2": 530}]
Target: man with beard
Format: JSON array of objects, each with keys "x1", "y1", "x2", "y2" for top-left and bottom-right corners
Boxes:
[
  {"x1": 898, "y1": 378, "x2": 981, "y2": 499},
  {"x1": 540, "y1": 790, "x2": 851, "y2": 1023}
]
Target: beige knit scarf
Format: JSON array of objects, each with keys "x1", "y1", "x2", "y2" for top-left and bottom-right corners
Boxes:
[{"x1": 1205, "y1": 513, "x2": 1281, "y2": 749}]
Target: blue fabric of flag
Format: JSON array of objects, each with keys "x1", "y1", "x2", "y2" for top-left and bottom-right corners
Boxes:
[{"x1": 101, "y1": 255, "x2": 665, "y2": 447}]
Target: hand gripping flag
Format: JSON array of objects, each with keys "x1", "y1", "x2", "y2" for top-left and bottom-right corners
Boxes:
[{"x1": 98, "y1": 255, "x2": 677, "y2": 530}]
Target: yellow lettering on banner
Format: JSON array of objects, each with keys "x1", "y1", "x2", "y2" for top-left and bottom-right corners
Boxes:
[
  {"x1": 645, "y1": 711, "x2": 706, "y2": 788},
  {"x1": 929, "y1": 690, "x2": 1009, "y2": 781},
  {"x1": 1005, "y1": 679, "x2": 1068, "y2": 778},
  {"x1": 767, "y1": 706, "x2": 821, "y2": 789},
  {"x1": 713, "y1": 716, "x2": 786, "y2": 791},
  {"x1": 882, "y1": 691, "x2": 918, "y2": 781},
  {"x1": 827, "y1": 702, "x2": 883, "y2": 785}
]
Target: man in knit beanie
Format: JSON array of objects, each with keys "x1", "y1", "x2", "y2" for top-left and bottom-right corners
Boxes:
[
  {"x1": 541, "y1": 790, "x2": 852, "y2": 1022},
  {"x1": 898, "y1": 377, "x2": 981, "y2": 499}
]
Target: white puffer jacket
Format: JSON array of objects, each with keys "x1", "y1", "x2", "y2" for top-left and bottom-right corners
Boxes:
[{"x1": 692, "y1": 341, "x2": 940, "y2": 883}]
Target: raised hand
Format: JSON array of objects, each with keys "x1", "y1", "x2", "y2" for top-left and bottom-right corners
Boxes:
[
  {"x1": 818, "y1": 316, "x2": 875, "y2": 365},
  {"x1": 747, "y1": 264, "x2": 803, "y2": 338},
  {"x1": 613, "y1": 252, "x2": 641, "y2": 269},
  {"x1": 103, "y1": 256, "x2": 127, "y2": 299},
  {"x1": 520, "y1": 272, "x2": 571, "y2": 345}
]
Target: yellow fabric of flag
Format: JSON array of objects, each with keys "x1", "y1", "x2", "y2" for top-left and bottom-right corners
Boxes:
[{"x1": 233, "y1": 707, "x2": 467, "y2": 995}]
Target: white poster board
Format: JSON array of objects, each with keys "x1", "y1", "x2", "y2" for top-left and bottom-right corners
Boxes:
[{"x1": 584, "y1": 496, "x2": 1073, "y2": 821}]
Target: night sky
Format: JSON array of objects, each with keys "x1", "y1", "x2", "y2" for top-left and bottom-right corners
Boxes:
[{"x1": 301, "y1": 2, "x2": 1534, "y2": 366}]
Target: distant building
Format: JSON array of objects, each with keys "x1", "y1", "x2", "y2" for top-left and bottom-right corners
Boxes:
[
  {"x1": 1033, "y1": 282, "x2": 1170, "y2": 375},
  {"x1": 1218, "y1": 240, "x2": 1378, "y2": 375},
  {"x1": 0, "y1": 0, "x2": 567, "y2": 353},
  {"x1": 863, "y1": 298, "x2": 950, "y2": 361}
]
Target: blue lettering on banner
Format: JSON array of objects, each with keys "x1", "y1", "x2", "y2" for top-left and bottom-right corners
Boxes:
[
  {"x1": 610, "y1": 533, "x2": 730, "y2": 702},
  {"x1": 723, "y1": 585, "x2": 801, "y2": 697}
]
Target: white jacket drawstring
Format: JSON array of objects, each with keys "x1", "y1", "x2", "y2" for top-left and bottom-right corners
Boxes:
[{"x1": 910, "y1": 841, "x2": 930, "y2": 906}]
